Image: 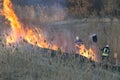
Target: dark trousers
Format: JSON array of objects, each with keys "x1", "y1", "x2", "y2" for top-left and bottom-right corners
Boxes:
[{"x1": 102, "y1": 56, "x2": 109, "y2": 61}]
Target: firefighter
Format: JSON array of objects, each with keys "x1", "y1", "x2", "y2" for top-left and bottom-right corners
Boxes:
[
  {"x1": 101, "y1": 45, "x2": 110, "y2": 61},
  {"x1": 75, "y1": 36, "x2": 83, "y2": 45},
  {"x1": 74, "y1": 36, "x2": 83, "y2": 53}
]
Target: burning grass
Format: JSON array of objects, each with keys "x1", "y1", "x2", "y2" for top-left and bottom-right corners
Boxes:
[
  {"x1": 0, "y1": 0, "x2": 99, "y2": 62},
  {"x1": 0, "y1": 0, "x2": 60, "y2": 51}
]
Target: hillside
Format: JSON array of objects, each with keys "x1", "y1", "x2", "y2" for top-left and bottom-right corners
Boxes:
[
  {"x1": 0, "y1": 44, "x2": 120, "y2": 80},
  {"x1": 0, "y1": 0, "x2": 120, "y2": 80},
  {"x1": 0, "y1": 18, "x2": 120, "y2": 80}
]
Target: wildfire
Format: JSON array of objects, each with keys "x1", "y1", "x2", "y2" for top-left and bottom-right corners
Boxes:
[
  {"x1": 0, "y1": 0, "x2": 59, "y2": 50},
  {"x1": 75, "y1": 44, "x2": 97, "y2": 61},
  {"x1": 0, "y1": 0, "x2": 97, "y2": 62}
]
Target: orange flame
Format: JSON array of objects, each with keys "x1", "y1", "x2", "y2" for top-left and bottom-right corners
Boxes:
[
  {"x1": 0, "y1": 0, "x2": 58, "y2": 50},
  {"x1": 0, "y1": 0, "x2": 24, "y2": 44},
  {"x1": 75, "y1": 44, "x2": 97, "y2": 62},
  {"x1": 0, "y1": 0, "x2": 97, "y2": 62}
]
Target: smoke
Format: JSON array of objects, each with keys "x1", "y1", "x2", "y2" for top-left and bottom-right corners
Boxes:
[
  {"x1": 52, "y1": 29, "x2": 74, "y2": 52},
  {"x1": 6, "y1": 0, "x2": 74, "y2": 52},
  {"x1": 42, "y1": 27, "x2": 74, "y2": 52}
]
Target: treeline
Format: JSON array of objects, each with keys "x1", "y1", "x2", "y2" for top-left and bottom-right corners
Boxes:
[
  {"x1": 67, "y1": 0, "x2": 120, "y2": 17},
  {"x1": 11, "y1": 0, "x2": 120, "y2": 18}
]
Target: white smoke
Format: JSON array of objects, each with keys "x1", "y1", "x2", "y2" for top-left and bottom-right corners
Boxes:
[{"x1": 42, "y1": 27, "x2": 74, "y2": 52}]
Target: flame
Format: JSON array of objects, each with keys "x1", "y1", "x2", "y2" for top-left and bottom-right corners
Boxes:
[
  {"x1": 75, "y1": 44, "x2": 97, "y2": 62},
  {"x1": 0, "y1": 0, "x2": 59, "y2": 50},
  {"x1": 0, "y1": 0, "x2": 97, "y2": 62},
  {"x1": 0, "y1": 0, "x2": 24, "y2": 44}
]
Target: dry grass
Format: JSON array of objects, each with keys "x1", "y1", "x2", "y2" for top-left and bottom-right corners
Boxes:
[
  {"x1": 0, "y1": 5, "x2": 120, "y2": 80},
  {"x1": 0, "y1": 44, "x2": 120, "y2": 80}
]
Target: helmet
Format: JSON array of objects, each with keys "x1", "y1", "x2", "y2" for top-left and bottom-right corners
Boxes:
[
  {"x1": 106, "y1": 45, "x2": 109, "y2": 47},
  {"x1": 76, "y1": 36, "x2": 79, "y2": 40}
]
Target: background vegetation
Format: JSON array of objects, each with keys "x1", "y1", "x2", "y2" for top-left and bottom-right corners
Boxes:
[
  {"x1": 67, "y1": 0, "x2": 120, "y2": 17},
  {"x1": 11, "y1": 0, "x2": 120, "y2": 18}
]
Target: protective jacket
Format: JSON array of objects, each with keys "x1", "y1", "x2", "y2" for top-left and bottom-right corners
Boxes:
[{"x1": 101, "y1": 47, "x2": 110, "y2": 57}]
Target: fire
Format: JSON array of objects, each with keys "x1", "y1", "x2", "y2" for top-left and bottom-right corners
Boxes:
[
  {"x1": 0, "y1": 0, "x2": 59, "y2": 50},
  {"x1": 0, "y1": 0, "x2": 97, "y2": 62},
  {"x1": 75, "y1": 44, "x2": 97, "y2": 61},
  {"x1": 0, "y1": 0, "x2": 24, "y2": 44}
]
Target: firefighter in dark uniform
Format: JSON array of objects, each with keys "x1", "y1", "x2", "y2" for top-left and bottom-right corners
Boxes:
[
  {"x1": 74, "y1": 36, "x2": 83, "y2": 53},
  {"x1": 75, "y1": 36, "x2": 83, "y2": 45},
  {"x1": 101, "y1": 45, "x2": 110, "y2": 61}
]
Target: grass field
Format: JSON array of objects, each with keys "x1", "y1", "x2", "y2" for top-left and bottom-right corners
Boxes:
[
  {"x1": 0, "y1": 44, "x2": 120, "y2": 80},
  {"x1": 0, "y1": 18, "x2": 120, "y2": 80},
  {"x1": 0, "y1": 4, "x2": 120, "y2": 80}
]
